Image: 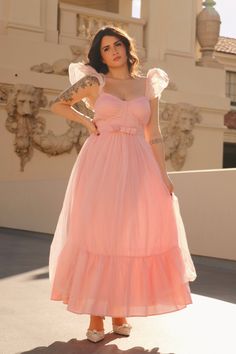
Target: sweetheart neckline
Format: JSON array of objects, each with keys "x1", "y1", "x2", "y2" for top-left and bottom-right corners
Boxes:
[{"x1": 98, "y1": 91, "x2": 148, "y2": 103}]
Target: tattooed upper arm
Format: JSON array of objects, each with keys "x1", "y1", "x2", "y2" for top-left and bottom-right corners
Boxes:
[{"x1": 53, "y1": 75, "x2": 100, "y2": 106}]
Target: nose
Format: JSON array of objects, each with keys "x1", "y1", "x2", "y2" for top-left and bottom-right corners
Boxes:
[
  {"x1": 112, "y1": 46, "x2": 118, "y2": 55},
  {"x1": 23, "y1": 101, "x2": 31, "y2": 115}
]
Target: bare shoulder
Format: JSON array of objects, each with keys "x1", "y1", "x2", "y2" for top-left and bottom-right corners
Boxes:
[
  {"x1": 132, "y1": 75, "x2": 146, "y2": 92},
  {"x1": 134, "y1": 74, "x2": 146, "y2": 81},
  {"x1": 134, "y1": 74, "x2": 146, "y2": 84}
]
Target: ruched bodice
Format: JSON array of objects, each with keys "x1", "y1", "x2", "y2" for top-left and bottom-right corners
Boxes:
[{"x1": 93, "y1": 90, "x2": 151, "y2": 137}]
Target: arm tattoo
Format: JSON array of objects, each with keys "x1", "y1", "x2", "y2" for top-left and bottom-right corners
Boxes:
[
  {"x1": 149, "y1": 137, "x2": 164, "y2": 145},
  {"x1": 54, "y1": 75, "x2": 100, "y2": 104}
]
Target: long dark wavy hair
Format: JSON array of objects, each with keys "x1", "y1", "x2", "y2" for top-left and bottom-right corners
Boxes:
[{"x1": 85, "y1": 26, "x2": 140, "y2": 77}]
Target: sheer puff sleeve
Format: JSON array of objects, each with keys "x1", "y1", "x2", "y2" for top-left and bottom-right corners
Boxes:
[
  {"x1": 68, "y1": 61, "x2": 105, "y2": 92},
  {"x1": 68, "y1": 62, "x2": 105, "y2": 111},
  {"x1": 146, "y1": 67, "x2": 169, "y2": 100}
]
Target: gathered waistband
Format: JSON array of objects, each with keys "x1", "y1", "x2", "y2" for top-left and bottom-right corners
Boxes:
[{"x1": 97, "y1": 124, "x2": 144, "y2": 136}]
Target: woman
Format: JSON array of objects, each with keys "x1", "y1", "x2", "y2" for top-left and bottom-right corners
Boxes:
[{"x1": 49, "y1": 26, "x2": 197, "y2": 343}]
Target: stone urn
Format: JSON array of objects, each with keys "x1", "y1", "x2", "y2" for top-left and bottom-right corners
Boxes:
[{"x1": 196, "y1": 0, "x2": 223, "y2": 68}]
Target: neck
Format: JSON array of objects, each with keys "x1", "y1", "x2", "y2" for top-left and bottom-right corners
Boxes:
[{"x1": 106, "y1": 66, "x2": 131, "y2": 80}]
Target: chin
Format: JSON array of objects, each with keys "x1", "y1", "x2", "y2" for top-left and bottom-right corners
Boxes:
[{"x1": 110, "y1": 60, "x2": 127, "y2": 68}]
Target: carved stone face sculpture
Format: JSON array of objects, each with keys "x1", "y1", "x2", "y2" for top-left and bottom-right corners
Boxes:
[
  {"x1": 179, "y1": 111, "x2": 195, "y2": 132},
  {"x1": 6, "y1": 84, "x2": 46, "y2": 119},
  {"x1": 5, "y1": 83, "x2": 87, "y2": 171},
  {"x1": 160, "y1": 102, "x2": 202, "y2": 170},
  {"x1": 16, "y1": 91, "x2": 37, "y2": 118},
  {"x1": 5, "y1": 84, "x2": 47, "y2": 171}
]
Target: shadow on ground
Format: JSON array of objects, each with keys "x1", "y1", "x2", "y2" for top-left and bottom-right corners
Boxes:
[
  {"x1": 17, "y1": 334, "x2": 172, "y2": 354},
  {"x1": 0, "y1": 227, "x2": 51, "y2": 279},
  {"x1": 190, "y1": 255, "x2": 236, "y2": 304}
]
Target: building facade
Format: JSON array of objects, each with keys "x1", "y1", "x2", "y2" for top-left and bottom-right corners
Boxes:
[{"x1": 0, "y1": 1, "x2": 235, "y2": 262}]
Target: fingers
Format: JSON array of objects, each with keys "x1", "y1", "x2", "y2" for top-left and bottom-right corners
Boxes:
[
  {"x1": 92, "y1": 121, "x2": 100, "y2": 135},
  {"x1": 87, "y1": 121, "x2": 99, "y2": 136}
]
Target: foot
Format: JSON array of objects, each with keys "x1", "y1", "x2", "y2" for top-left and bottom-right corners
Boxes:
[
  {"x1": 112, "y1": 323, "x2": 132, "y2": 336},
  {"x1": 86, "y1": 315, "x2": 105, "y2": 343},
  {"x1": 88, "y1": 315, "x2": 105, "y2": 331},
  {"x1": 112, "y1": 317, "x2": 132, "y2": 336}
]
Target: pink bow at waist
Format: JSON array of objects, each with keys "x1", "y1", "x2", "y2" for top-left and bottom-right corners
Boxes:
[{"x1": 97, "y1": 124, "x2": 143, "y2": 136}]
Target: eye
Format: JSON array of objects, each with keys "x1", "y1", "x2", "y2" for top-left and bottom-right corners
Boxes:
[
  {"x1": 115, "y1": 41, "x2": 122, "y2": 46},
  {"x1": 104, "y1": 47, "x2": 109, "y2": 52}
]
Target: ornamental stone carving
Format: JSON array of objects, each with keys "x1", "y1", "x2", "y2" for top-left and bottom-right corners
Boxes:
[
  {"x1": 3, "y1": 83, "x2": 201, "y2": 172},
  {"x1": 31, "y1": 58, "x2": 71, "y2": 75},
  {"x1": 4, "y1": 84, "x2": 90, "y2": 171},
  {"x1": 5, "y1": 84, "x2": 47, "y2": 171},
  {"x1": 30, "y1": 46, "x2": 85, "y2": 75},
  {"x1": 224, "y1": 110, "x2": 236, "y2": 129},
  {"x1": 160, "y1": 102, "x2": 202, "y2": 170},
  {"x1": 0, "y1": 86, "x2": 8, "y2": 102}
]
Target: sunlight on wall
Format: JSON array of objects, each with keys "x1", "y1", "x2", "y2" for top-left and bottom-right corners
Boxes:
[{"x1": 131, "y1": 0, "x2": 236, "y2": 38}]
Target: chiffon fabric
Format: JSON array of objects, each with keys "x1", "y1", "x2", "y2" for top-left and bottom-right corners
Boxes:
[{"x1": 49, "y1": 62, "x2": 197, "y2": 317}]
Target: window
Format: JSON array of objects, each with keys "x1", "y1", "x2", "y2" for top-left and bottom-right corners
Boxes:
[
  {"x1": 226, "y1": 71, "x2": 236, "y2": 106},
  {"x1": 223, "y1": 142, "x2": 236, "y2": 168}
]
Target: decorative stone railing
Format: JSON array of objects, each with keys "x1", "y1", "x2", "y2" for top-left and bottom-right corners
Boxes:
[{"x1": 59, "y1": 2, "x2": 146, "y2": 59}]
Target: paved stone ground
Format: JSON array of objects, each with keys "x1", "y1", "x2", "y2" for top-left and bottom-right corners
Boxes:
[{"x1": 0, "y1": 227, "x2": 236, "y2": 354}]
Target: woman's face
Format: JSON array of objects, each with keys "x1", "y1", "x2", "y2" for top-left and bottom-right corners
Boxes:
[{"x1": 100, "y1": 35, "x2": 128, "y2": 70}]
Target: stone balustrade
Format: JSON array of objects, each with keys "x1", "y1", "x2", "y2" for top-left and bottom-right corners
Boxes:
[{"x1": 59, "y1": 2, "x2": 146, "y2": 59}]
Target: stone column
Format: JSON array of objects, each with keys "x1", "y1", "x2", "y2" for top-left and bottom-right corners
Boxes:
[
  {"x1": 141, "y1": 0, "x2": 169, "y2": 63},
  {"x1": 0, "y1": 0, "x2": 8, "y2": 34},
  {"x1": 44, "y1": 0, "x2": 59, "y2": 43},
  {"x1": 119, "y1": 0, "x2": 132, "y2": 17},
  {"x1": 165, "y1": 0, "x2": 197, "y2": 59},
  {"x1": 141, "y1": 0, "x2": 197, "y2": 64}
]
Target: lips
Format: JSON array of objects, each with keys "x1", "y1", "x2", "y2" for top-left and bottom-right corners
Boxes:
[{"x1": 113, "y1": 56, "x2": 121, "y2": 61}]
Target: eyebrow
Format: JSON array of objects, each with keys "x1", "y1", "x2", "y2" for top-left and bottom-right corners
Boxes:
[{"x1": 101, "y1": 39, "x2": 122, "y2": 50}]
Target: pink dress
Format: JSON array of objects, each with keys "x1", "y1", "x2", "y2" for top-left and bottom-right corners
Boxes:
[{"x1": 49, "y1": 62, "x2": 197, "y2": 317}]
